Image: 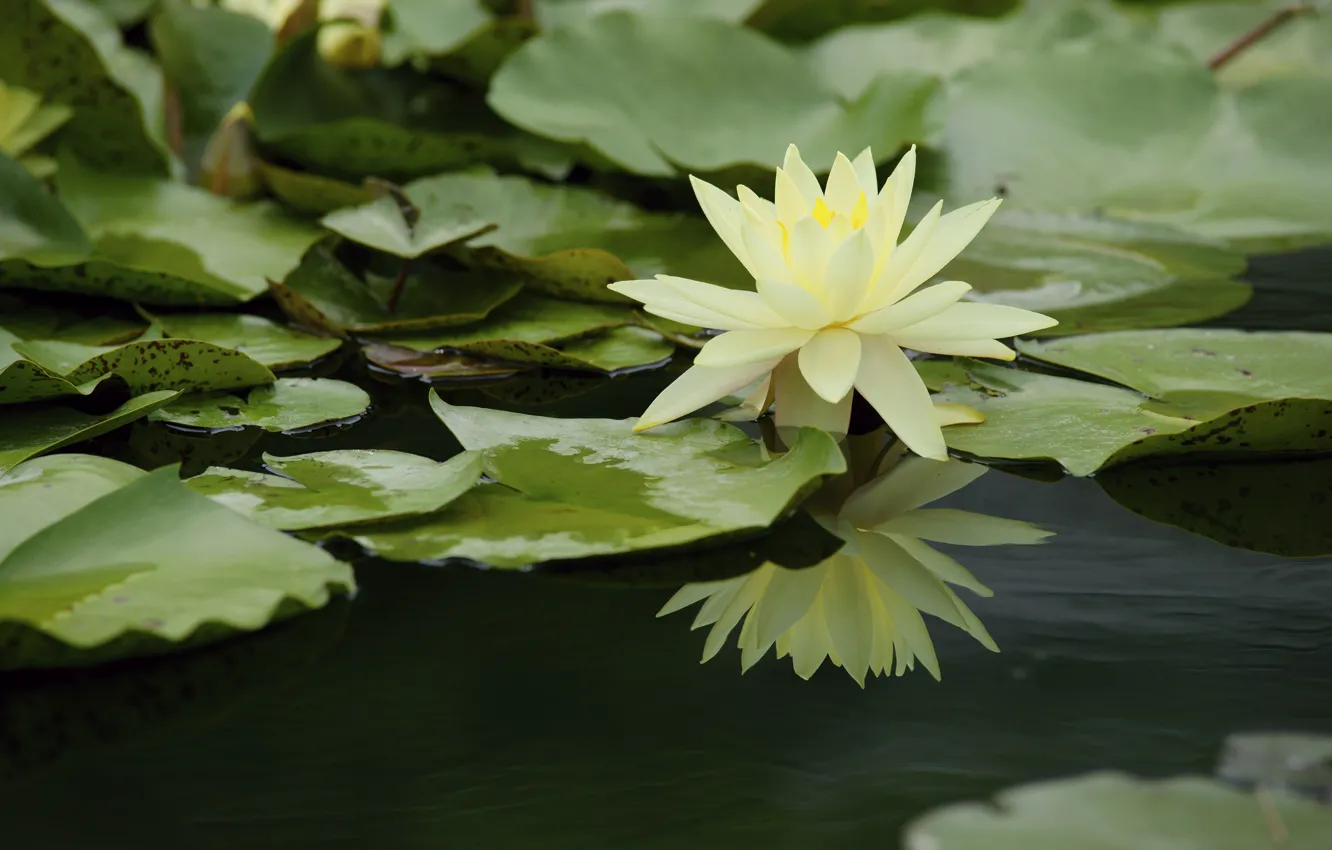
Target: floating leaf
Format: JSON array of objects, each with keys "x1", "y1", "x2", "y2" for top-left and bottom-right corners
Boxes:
[
  {"x1": 0, "y1": 80, "x2": 74, "y2": 178},
  {"x1": 1098, "y1": 456, "x2": 1332, "y2": 558},
  {"x1": 488, "y1": 12, "x2": 940, "y2": 176},
  {"x1": 748, "y1": 0, "x2": 1020, "y2": 43},
  {"x1": 533, "y1": 0, "x2": 762, "y2": 31},
  {"x1": 321, "y1": 193, "x2": 496, "y2": 259},
  {"x1": 0, "y1": 456, "x2": 354, "y2": 670},
  {"x1": 0, "y1": 390, "x2": 179, "y2": 472},
  {"x1": 324, "y1": 400, "x2": 846, "y2": 567},
  {"x1": 187, "y1": 449, "x2": 483, "y2": 530},
  {"x1": 904, "y1": 772, "x2": 1332, "y2": 850},
  {"x1": 0, "y1": 0, "x2": 169, "y2": 174},
  {"x1": 379, "y1": 0, "x2": 532, "y2": 84},
  {"x1": 381, "y1": 292, "x2": 638, "y2": 349},
  {"x1": 148, "y1": 377, "x2": 370, "y2": 432},
  {"x1": 940, "y1": 211, "x2": 1250, "y2": 335},
  {"x1": 362, "y1": 343, "x2": 527, "y2": 379},
  {"x1": 0, "y1": 153, "x2": 90, "y2": 265},
  {"x1": 255, "y1": 159, "x2": 373, "y2": 213},
  {"x1": 271, "y1": 243, "x2": 525, "y2": 334},
  {"x1": 0, "y1": 295, "x2": 145, "y2": 345},
  {"x1": 1159, "y1": 1, "x2": 1332, "y2": 91},
  {"x1": 151, "y1": 311, "x2": 341, "y2": 369}
]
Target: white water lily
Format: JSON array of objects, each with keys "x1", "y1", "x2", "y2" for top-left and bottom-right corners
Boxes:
[
  {"x1": 610, "y1": 144, "x2": 1057, "y2": 460},
  {"x1": 659, "y1": 453, "x2": 1052, "y2": 686}
]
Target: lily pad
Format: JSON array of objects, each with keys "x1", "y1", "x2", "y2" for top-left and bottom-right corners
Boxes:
[
  {"x1": 151, "y1": 312, "x2": 341, "y2": 369},
  {"x1": 0, "y1": 80, "x2": 74, "y2": 178},
  {"x1": 0, "y1": 152, "x2": 90, "y2": 265},
  {"x1": 0, "y1": 295, "x2": 145, "y2": 345},
  {"x1": 941, "y1": 210, "x2": 1250, "y2": 335},
  {"x1": 148, "y1": 377, "x2": 370, "y2": 433},
  {"x1": 0, "y1": 456, "x2": 354, "y2": 670},
  {"x1": 380, "y1": 292, "x2": 638, "y2": 350},
  {"x1": 321, "y1": 193, "x2": 496, "y2": 259},
  {"x1": 487, "y1": 12, "x2": 941, "y2": 176},
  {"x1": 1218, "y1": 732, "x2": 1332, "y2": 797},
  {"x1": 0, "y1": 390, "x2": 179, "y2": 472},
  {"x1": 186, "y1": 449, "x2": 484, "y2": 530},
  {"x1": 0, "y1": 0, "x2": 169, "y2": 174},
  {"x1": 326, "y1": 400, "x2": 846, "y2": 567},
  {"x1": 928, "y1": 361, "x2": 1332, "y2": 476},
  {"x1": 903, "y1": 772, "x2": 1332, "y2": 850},
  {"x1": 271, "y1": 243, "x2": 525, "y2": 335},
  {"x1": 1097, "y1": 456, "x2": 1332, "y2": 558},
  {"x1": 1159, "y1": 1, "x2": 1332, "y2": 91},
  {"x1": 255, "y1": 159, "x2": 373, "y2": 214}
]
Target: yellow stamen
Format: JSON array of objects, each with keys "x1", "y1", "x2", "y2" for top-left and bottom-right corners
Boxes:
[
  {"x1": 812, "y1": 197, "x2": 834, "y2": 228},
  {"x1": 850, "y1": 191, "x2": 869, "y2": 229}
]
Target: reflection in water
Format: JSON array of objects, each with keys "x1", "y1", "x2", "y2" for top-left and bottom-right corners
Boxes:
[{"x1": 661, "y1": 438, "x2": 1052, "y2": 685}]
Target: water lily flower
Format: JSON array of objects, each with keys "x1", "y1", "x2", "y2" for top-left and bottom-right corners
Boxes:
[
  {"x1": 609, "y1": 144, "x2": 1058, "y2": 460},
  {"x1": 659, "y1": 452, "x2": 1052, "y2": 686}
]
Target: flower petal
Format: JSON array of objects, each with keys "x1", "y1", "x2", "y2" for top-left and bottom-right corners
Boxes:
[
  {"x1": 757, "y1": 276, "x2": 833, "y2": 329},
  {"x1": 658, "y1": 579, "x2": 733, "y2": 617},
  {"x1": 786, "y1": 216, "x2": 831, "y2": 290},
  {"x1": 823, "y1": 152, "x2": 862, "y2": 218},
  {"x1": 894, "y1": 336, "x2": 1016, "y2": 359},
  {"x1": 842, "y1": 455, "x2": 987, "y2": 528},
  {"x1": 872, "y1": 581, "x2": 940, "y2": 680},
  {"x1": 847, "y1": 281, "x2": 971, "y2": 335},
  {"x1": 865, "y1": 199, "x2": 941, "y2": 312},
  {"x1": 689, "y1": 175, "x2": 754, "y2": 277},
  {"x1": 609, "y1": 278, "x2": 771, "y2": 330},
  {"x1": 749, "y1": 564, "x2": 826, "y2": 663},
  {"x1": 853, "y1": 337, "x2": 947, "y2": 460},
  {"x1": 822, "y1": 556, "x2": 875, "y2": 687},
  {"x1": 798, "y1": 327, "x2": 861, "y2": 403},
  {"x1": 740, "y1": 218, "x2": 797, "y2": 286},
  {"x1": 695, "y1": 327, "x2": 815, "y2": 367},
  {"x1": 893, "y1": 301, "x2": 1058, "y2": 341},
  {"x1": 851, "y1": 147, "x2": 877, "y2": 195},
  {"x1": 823, "y1": 227, "x2": 875, "y2": 321},
  {"x1": 934, "y1": 401, "x2": 985, "y2": 427},
  {"x1": 893, "y1": 198, "x2": 1001, "y2": 299},
  {"x1": 786, "y1": 594, "x2": 830, "y2": 679},
  {"x1": 857, "y1": 531, "x2": 966, "y2": 630},
  {"x1": 890, "y1": 534, "x2": 994, "y2": 598},
  {"x1": 737, "y1": 184, "x2": 777, "y2": 222},
  {"x1": 659, "y1": 275, "x2": 789, "y2": 328},
  {"x1": 879, "y1": 145, "x2": 916, "y2": 248},
  {"x1": 634, "y1": 358, "x2": 781, "y2": 432},
  {"x1": 702, "y1": 568, "x2": 769, "y2": 662},
  {"x1": 782, "y1": 143, "x2": 823, "y2": 205},
  {"x1": 881, "y1": 508, "x2": 1054, "y2": 546},
  {"x1": 773, "y1": 353, "x2": 852, "y2": 434}
]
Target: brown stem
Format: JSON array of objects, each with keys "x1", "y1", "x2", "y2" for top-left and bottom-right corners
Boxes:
[
  {"x1": 163, "y1": 78, "x2": 184, "y2": 158},
  {"x1": 514, "y1": 0, "x2": 533, "y2": 21},
  {"x1": 1208, "y1": 4, "x2": 1314, "y2": 71},
  {"x1": 385, "y1": 257, "x2": 412, "y2": 313}
]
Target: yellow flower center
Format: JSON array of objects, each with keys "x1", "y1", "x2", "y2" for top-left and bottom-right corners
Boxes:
[{"x1": 811, "y1": 192, "x2": 870, "y2": 230}]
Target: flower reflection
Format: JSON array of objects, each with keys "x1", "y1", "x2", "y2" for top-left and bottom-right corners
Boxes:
[{"x1": 660, "y1": 443, "x2": 1052, "y2": 686}]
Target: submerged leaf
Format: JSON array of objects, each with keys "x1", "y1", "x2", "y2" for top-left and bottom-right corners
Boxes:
[{"x1": 148, "y1": 377, "x2": 370, "y2": 432}]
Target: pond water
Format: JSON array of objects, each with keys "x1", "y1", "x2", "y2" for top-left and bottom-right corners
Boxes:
[{"x1": 2, "y1": 250, "x2": 1331, "y2": 848}]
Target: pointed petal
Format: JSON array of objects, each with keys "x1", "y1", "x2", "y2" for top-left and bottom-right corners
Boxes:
[
  {"x1": 782, "y1": 143, "x2": 823, "y2": 205},
  {"x1": 797, "y1": 327, "x2": 861, "y2": 403},
  {"x1": 610, "y1": 279, "x2": 772, "y2": 330},
  {"x1": 773, "y1": 353, "x2": 852, "y2": 434},
  {"x1": 751, "y1": 564, "x2": 825, "y2": 660},
  {"x1": 658, "y1": 275, "x2": 788, "y2": 328},
  {"x1": 702, "y1": 569, "x2": 768, "y2": 662},
  {"x1": 689, "y1": 175, "x2": 754, "y2": 277},
  {"x1": 893, "y1": 199, "x2": 1001, "y2": 299},
  {"x1": 823, "y1": 228, "x2": 875, "y2": 321},
  {"x1": 842, "y1": 454, "x2": 988, "y2": 527},
  {"x1": 947, "y1": 587, "x2": 1000, "y2": 651},
  {"x1": 853, "y1": 337, "x2": 947, "y2": 460},
  {"x1": 741, "y1": 218, "x2": 797, "y2": 286},
  {"x1": 822, "y1": 557, "x2": 874, "y2": 687},
  {"x1": 880, "y1": 145, "x2": 916, "y2": 247},
  {"x1": 786, "y1": 216, "x2": 831, "y2": 290},
  {"x1": 890, "y1": 534, "x2": 994, "y2": 598},
  {"x1": 788, "y1": 597, "x2": 830, "y2": 680},
  {"x1": 934, "y1": 401, "x2": 986, "y2": 427},
  {"x1": 882, "y1": 508, "x2": 1053, "y2": 546},
  {"x1": 757, "y1": 276, "x2": 833, "y2": 330},
  {"x1": 823, "y1": 152, "x2": 862, "y2": 218},
  {"x1": 847, "y1": 281, "x2": 971, "y2": 334},
  {"x1": 634, "y1": 359, "x2": 781, "y2": 431},
  {"x1": 695, "y1": 327, "x2": 815, "y2": 367},
  {"x1": 894, "y1": 301, "x2": 1058, "y2": 341},
  {"x1": 658, "y1": 580, "x2": 731, "y2": 617},
  {"x1": 851, "y1": 147, "x2": 877, "y2": 194},
  {"x1": 773, "y1": 168, "x2": 810, "y2": 228},
  {"x1": 894, "y1": 336, "x2": 1016, "y2": 359},
  {"x1": 873, "y1": 582, "x2": 940, "y2": 680},
  {"x1": 866, "y1": 199, "x2": 941, "y2": 312},
  {"x1": 692, "y1": 580, "x2": 741, "y2": 628},
  {"x1": 736, "y1": 184, "x2": 777, "y2": 222},
  {"x1": 857, "y1": 531, "x2": 967, "y2": 630}
]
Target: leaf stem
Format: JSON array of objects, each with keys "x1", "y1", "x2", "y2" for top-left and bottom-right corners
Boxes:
[
  {"x1": 1208, "y1": 3, "x2": 1315, "y2": 71},
  {"x1": 386, "y1": 258, "x2": 412, "y2": 313}
]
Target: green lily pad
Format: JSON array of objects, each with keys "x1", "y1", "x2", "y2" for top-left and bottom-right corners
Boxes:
[
  {"x1": 0, "y1": 456, "x2": 354, "y2": 670},
  {"x1": 148, "y1": 0, "x2": 274, "y2": 139},
  {"x1": 321, "y1": 193, "x2": 497, "y2": 260},
  {"x1": 903, "y1": 772, "x2": 1332, "y2": 850},
  {"x1": 186, "y1": 449, "x2": 484, "y2": 531},
  {"x1": 381, "y1": 0, "x2": 541, "y2": 86},
  {"x1": 121, "y1": 419, "x2": 260, "y2": 477},
  {"x1": 928, "y1": 361, "x2": 1332, "y2": 476},
  {"x1": 271, "y1": 243, "x2": 525, "y2": 335},
  {"x1": 0, "y1": 0, "x2": 169, "y2": 174},
  {"x1": 941, "y1": 40, "x2": 1332, "y2": 248},
  {"x1": 487, "y1": 11, "x2": 941, "y2": 176},
  {"x1": 748, "y1": 0, "x2": 1020, "y2": 43},
  {"x1": 939, "y1": 211, "x2": 1251, "y2": 335},
  {"x1": 0, "y1": 390, "x2": 179, "y2": 472},
  {"x1": 0, "y1": 80, "x2": 74, "y2": 178},
  {"x1": 1159, "y1": 1, "x2": 1332, "y2": 91},
  {"x1": 1017, "y1": 330, "x2": 1332, "y2": 419},
  {"x1": 0, "y1": 295, "x2": 145, "y2": 345},
  {"x1": 1097, "y1": 456, "x2": 1332, "y2": 558},
  {"x1": 148, "y1": 377, "x2": 370, "y2": 432},
  {"x1": 150, "y1": 311, "x2": 341, "y2": 369},
  {"x1": 380, "y1": 292, "x2": 638, "y2": 350},
  {"x1": 533, "y1": 0, "x2": 762, "y2": 30},
  {"x1": 327, "y1": 400, "x2": 846, "y2": 567},
  {"x1": 0, "y1": 328, "x2": 105, "y2": 404},
  {"x1": 255, "y1": 159, "x2": 373, "y2": 214},
  {"x1": 0, "y1": 152, "x2": 90, "y2": 265}
]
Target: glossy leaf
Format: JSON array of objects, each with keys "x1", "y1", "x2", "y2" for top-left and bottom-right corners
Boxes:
[
  {"x1": 904, "y1": 772, "x2": 1332, "y2": 850},
  {"x1": 151, "y1": 312, "x2": 341, "y2": 369},
  {"x1": 0, "y1": 152, "x2": 90, "y2": 265},
  {"x1": 148, "y1": 377, "x2": 370, "y2": 432},
  {"x1": 321, "y1": 193, "x2": 496, "y2": 259},
  {"x1": 0, "y1": 295, "x2": 145, "y2": 345},
  {"x1": 0, "y1": 390, "x2": 179, "y2": 472},
  {"x1": 328, "y1": 400, "x2": 847, "y2": 567},
  {"x1": 0, "y1": 456, "x2": 354, "y2": 670},
  {"x1": 187, "y1": 449, "x2": 484, "y2": 530},
  {"x1": 488, "y1": 12, "x2": 940, "y2": 176},
  {"x1": 380, "y1": 292, "x2": 636, "y2": 349}
]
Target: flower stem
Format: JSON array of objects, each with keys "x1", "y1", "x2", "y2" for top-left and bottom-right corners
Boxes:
[
  {"x1": 1208, "y1": 4, "x2": 1315, "y2": 71},
  {"x1": 386, "y1": 258, "x2": 413, "y2": 313}
]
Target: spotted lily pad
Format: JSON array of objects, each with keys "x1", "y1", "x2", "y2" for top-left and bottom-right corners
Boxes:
[
  {"x1": 0, "y1": 390, "x2": 179, "y2": 472},
  {"x1": 186, "y1": 449, "x2": 484, "y2": 530},
  {"x1": 148, "y1": 377, "x2": 369, "y2": 433},
  {"x1": 0, "y1": 455, "x2": 354, "y2": 670},
  {"x1": 324, "y1": 400, "x2": 846, "y2": 567},
  {"x1": 150, "y1": 312, "x2": 341, "y2": 369}
]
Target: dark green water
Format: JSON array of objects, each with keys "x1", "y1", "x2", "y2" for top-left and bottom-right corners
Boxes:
[{"x1": 2, "y1": 250, "x2": 1331, "y2": 848}]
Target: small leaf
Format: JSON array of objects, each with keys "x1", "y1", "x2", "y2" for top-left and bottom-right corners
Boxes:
[{"x1": 148, "y1": 377, "x2": 370, "y2": 432}]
